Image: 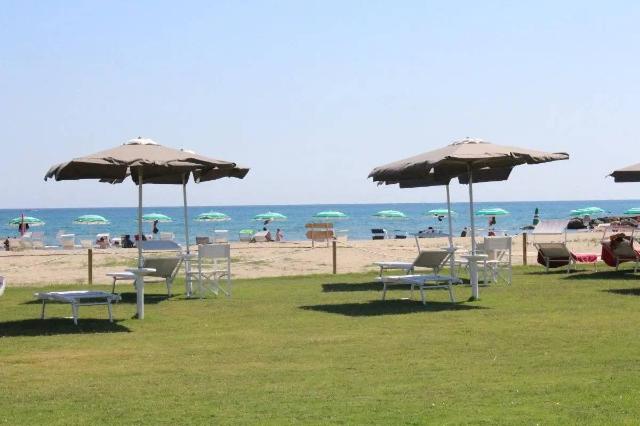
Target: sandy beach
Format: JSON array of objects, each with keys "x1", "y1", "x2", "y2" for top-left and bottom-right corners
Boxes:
[{"x1": 0, "y1": 232, "x2": 608, "y2": 287}]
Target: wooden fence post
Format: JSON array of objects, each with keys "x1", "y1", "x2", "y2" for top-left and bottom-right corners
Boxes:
[
  {"x1": 522, "y1": 233, "x2": 527, "y2": 266},
  {"x1": 332, "y1": 240, "x2": 337, "y2": 274},
  {"x1": 88, "y1": 248, "x2": 93, "y2": 284}
]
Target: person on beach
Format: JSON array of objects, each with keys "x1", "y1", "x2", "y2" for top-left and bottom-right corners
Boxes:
[
  {"x1": 460, "y1": 227, "x2": 468, "y2": 237},
  {"x1": 152, "y1": 220, "x2": 159, "y2": 236},
  {"x1": 263, "y1": 227, "x2": 274, "y2": 242},
  {"x1": 276, "y1": 228, "x2": 284, "y2": 242}
]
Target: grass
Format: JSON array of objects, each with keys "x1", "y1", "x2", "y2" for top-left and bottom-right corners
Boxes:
[{"x1": 2, "y1": 266, "x2": 640, "y2": 424}]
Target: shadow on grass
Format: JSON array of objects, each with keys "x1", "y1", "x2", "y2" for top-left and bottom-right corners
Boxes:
[
  {"x1": 561, "y1": 270, "x2": 639, "y2": 281},
  {"x1": 300, "y1": 300, "x2": 485, "y2": 317},
  {"x1": 0, "y1": 318, "x2": 130, "y2": 337},
  {"x1": 322, "y1": 282, "x2": 383, "y2": 292},
  {"x1": 603, "y1": 288, "x2": 640, "y2": 297}
]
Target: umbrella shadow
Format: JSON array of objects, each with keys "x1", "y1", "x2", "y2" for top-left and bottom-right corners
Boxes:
[
  {"x1": 602, "y1": 288, "x2": 640, "y2": 297},
  {"x1": 561, "y1": 270, "x2": 639, "y2": 281},
  {"x1": 116, "y1": 292, "x2": 171, "y2": 304},
  {"x1": 0, "y1": 318, "x2": 130, "y2": 337},
  {"x1": 321, "y1": 282, "x2": 383, "y2": 292},
  {"x1": 300, "y1": 300, "x2": 486, "y2": 317}
]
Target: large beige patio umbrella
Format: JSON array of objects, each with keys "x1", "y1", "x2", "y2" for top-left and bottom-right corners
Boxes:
[
  {"x1": 45, "y1": 137, "x2": 249, "y2": 318},
  {"x1": 610, "y1": 163, "x2": 640, "y2": 182},
  {"x1": 369, "y1": 137, "x2": 569, "y2": 300}
]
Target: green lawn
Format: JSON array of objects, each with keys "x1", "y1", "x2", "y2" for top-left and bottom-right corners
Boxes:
[{"x1": 2, "y1": 266, "x2": 640, "y2": 425}]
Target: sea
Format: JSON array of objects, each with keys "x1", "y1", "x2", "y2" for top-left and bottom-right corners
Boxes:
[{"x1": 2, "y1": 200, "x2": 639, "y2": 246}]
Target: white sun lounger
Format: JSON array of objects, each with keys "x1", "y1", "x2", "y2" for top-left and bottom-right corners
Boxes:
[
  {"x1": 376, "y1": 250, "x2": 458, "y2": 304},
  {"x1": 34, "y1": 291, "x2": 121, "y2": 325}
]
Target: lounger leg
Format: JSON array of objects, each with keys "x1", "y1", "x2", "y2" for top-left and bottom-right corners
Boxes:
[
  {"x1": 71, "y1": 303, "x2": 78, "y2": 325},
  {"x1": 382, "y1": 282, "x2": 387, "y2": 301},
  {"x1": 448, "y1": 283, "x2": 455, "y2": 303},
  {"x1": 112, "y1": 277, "x2": 117, "y2": 294},
  {"x1": 166, "y1": 278, "x2": 172, "y2": 297},
  {"x1": 40, "y1": 300, "x2": 46, "y2": 320},
  {"x1": 107, "y1": 301, "x2": 113, "y2": 323},
  {"x1": 419, "y1": 286, "x2": 426, "y2": 305},
  {"x1": 409, "y1": 283, "x2": 414, "y2": 300}
]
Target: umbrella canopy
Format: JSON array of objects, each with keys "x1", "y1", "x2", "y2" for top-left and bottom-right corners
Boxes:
[
  {"x1": 373, "y1": 210, "x2": 407, "y2": 219},
  {"x1": 426, "y1": 208, "x2": 456, "y2": 216},
  {"x1": 624, "y1": 207, "x2": 640, "y2": 215},
  {"x1": 74, "y1": 214, "x2": 110, "y2": 225},
  {"x1": 142, "y1": 213, "x2": 173, "y2": 222},
  {"x1": 8, "y1": 216, "x2": 45, "y2": 226},
  {"x1": 476, "y1": 208, "x2": 510, "y2": 216},
  {"x1": 532, "y1": 207, "x2": 540, "y2": 226},
  {"x1": 314, "y1": 211, "x2": 348, "y2": 219},
  {"x1": 369, "y1": 137, "x2": 569, "y2": 300},
  {"x1": 610, "y1": 163, "x2": 640, "y2": 182},
  {"x1": 569, "y1": 207, "x2": 604, "y2": 217},
  {"x1": 45, "y1": 137, "x2": 249, "y2": 319},
  {"x1": 253, "y1": 212, "x2": 287, "y2": 221},
  {"x1": 195, "y1": 211, "x2": 231, "y2": 222}
]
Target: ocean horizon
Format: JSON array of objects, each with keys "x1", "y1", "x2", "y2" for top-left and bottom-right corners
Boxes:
[{"x1": 2, "y1": 199, "x2": 639, "y2": 246}]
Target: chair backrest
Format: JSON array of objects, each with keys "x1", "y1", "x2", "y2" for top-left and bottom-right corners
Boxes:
[
  {"x1": 531, "y1": 220, "x2": 569, "y2": 235},
  {"x1": 198, "y1": 243, "x2": 231, "y2": 260},
  {"x1": 535, "y1": 242, "x2": 571, "y2": 258},
  {"x1": 413, "y1": 250, "x2": 449, "y2": 269},
  {"x1": 159, "y1": 232, "x2": 175, "y2": 241},
  {"x1": 139, "y1": 240, "x2": 182, "y2": 251},
  {"x1": 60, "y1": 234, "x2": 75, "y2": 249},
  {"x1": 609, "y1": 240, "x2": 637, "y2": 258},
  {"x1": 8, "y1": 238, "x2": 22, "y2": 251},
  {"x1": 143, "y1": 257, "x2": 182, "y2": 278},
  {"x1": 484, "y1": 236, "x2": 512, "y2": 251},
  {"x1": 80, "y1": 240, "x2": 93, "y2": 249},
  {"x1": 371, "y1": 228, "x2": 387, "y2": 240},
  {"x1": 253, "y1": 231, "x2": 268, "y2": 242},
  {"x1": 213, "y1": 230, "x2": 229, "y2": 243},
  {"x1": 31, "y1": 231, "x2": 44, "y2": 241},
  {"x1": 195, "y1": 236, "x2": 211, "y2": 245}
]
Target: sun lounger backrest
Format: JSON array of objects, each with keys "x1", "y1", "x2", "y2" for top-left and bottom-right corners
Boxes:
[
  {"x1": 143, "y1": 257, "x2": 181, "y2": 279},
  {"x1": 531, "y1": 220, "x2": 569, "y2": 235},
  {"x1": 140, "y1": 240, "x2": 182, "y2": 251},
  {"x1": 535, "y1": 242, "x2": 571, "y2": 258},
  {"x1": 253, "y1": 231, "x2": 268, "y2": 242},
  {"x1": 413, "y1": 250, "x2": 449, "y2": 269}
]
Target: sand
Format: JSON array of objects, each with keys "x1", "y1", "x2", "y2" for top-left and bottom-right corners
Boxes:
[{"x1": 0, "y1": 232, "x2": 609, "y2": 287}]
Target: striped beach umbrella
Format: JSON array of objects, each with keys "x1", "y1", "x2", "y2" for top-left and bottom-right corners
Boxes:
[
  {"x1": 475, "y1": 208, "x2": 509, "y2": 216},
  {"x1": 194, "y1": 211, "x2": 230, "y2": 222},
  {"x1": 314, "y1": 211, "x2": 348, "y2": 219},
  {"x1": 8, "y1": 216, "x2": 45, "y2": 227},
  {"x1": 373, "y1": 210, "x2": 407, "y2": 219},
  {"x1": 426, "y1": 208, "x2": 456, "y2": 216},
  {"x1": 253, "y1": 212, "x2": 287, "y2": 221},
  {"x1": 570, "y1": 207, "x2": 605, "y2": 217},
  {"x1": 142, "y1": 213, "x2": 173, "y2": 222},
  {"x1": 624, "y1": 207, "x2": 640, "y2": 215},
  {"x1": 74, "y1": 214, "x2": 110, "y2": 225}
]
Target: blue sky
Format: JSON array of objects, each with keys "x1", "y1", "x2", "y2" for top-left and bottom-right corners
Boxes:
[{"x1": 1, "y1": 1, "x2": 639, "y2": 208}]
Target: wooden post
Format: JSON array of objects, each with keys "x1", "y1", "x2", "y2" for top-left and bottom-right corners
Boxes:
[
  {"x1": 88, "y1": 248, "x2": 93, "y2": 284},
  {"x1": 522, "y1": 233, "x2": 527, "y2": 266},
  {"x1": 332, "y1": 240, "x2": 337, "y2": 274}
]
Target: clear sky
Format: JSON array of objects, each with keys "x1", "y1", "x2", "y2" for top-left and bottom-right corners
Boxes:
[{"x1": 1, "y1": 1, "x2": 639, "y2": 208}]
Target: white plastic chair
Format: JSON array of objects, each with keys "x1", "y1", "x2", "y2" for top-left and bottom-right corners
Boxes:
[
  {"x1": 159, "y1": 232, "x2": 175, "y2": 241},
  {"x1": 190, "y1": 244, "x2": 231, "y2": 298},
  {"x1": 213, "y1": 230, "x2": 229, "y2": 243},
  {"x1": 483, "y1": 236, "x2": 513, "y2": 284}
]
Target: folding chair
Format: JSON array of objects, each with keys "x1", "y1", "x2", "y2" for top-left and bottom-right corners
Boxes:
[
  {"x1": 190, "y1": 244, "x2": 232, "y2": 298},
  {"x1": 483, "y1": 236, "x2": 513, "y2": 284}
]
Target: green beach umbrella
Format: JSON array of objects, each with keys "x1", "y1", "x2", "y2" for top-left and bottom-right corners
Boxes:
[
  {"x1": 8, "y1": 216, "x2": 45, "y2": 227},
  {"x1": 570, "y1": 207, "x2": 605, "y2": 217},
  {"x1": 532, "y1": 207, "x2": 540, "y2": 225},
  {"x1": 475, "y1": 208, "x2": 510, "y2": 216},
  {"x1": 253, "y1": 212, "x2": 287, "y2": 221},
  {"x1": 373, "y1": 210, "x2": 407, "y2": 219},
  {"x1": 624, "y1": 207, "x2": 640, "y2": 215},
  {"x1": 314, "y1": 211, "x2": 348, "y2": 219},
  {"x1": 426, "y1": 208, "x2": 456, "y2": 216},
  {"x1": 142, "y1": 213, "x2": 173, "y2": 222},
  {"x1": 194, "y1": 211, "x2": 230, "y2": 222},
  {"x1": 74, "y1": 214, "x2": 110, "y2": 225}
]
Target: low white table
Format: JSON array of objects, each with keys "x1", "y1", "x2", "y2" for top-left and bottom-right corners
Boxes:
[
  {"x1": 125, "y1": 267, "x2": 156, "y2": 320},
  {"x1": 34, "y1": 291, "x2": 122, "y2": 325}
]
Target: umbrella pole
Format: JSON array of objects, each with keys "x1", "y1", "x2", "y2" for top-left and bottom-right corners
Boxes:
[
  {"x1": 136, "y1": 169, "x2": 145, "y2": 319},
  {"x1": 467, "y1": 166, "x2": 480, "y2": 300},
  {"x1": 446, "y1": 184, "x2": 455, "y2": 275},
  {"x1": 182, "y1": 175, "x2": 192, "y2": 298}
]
